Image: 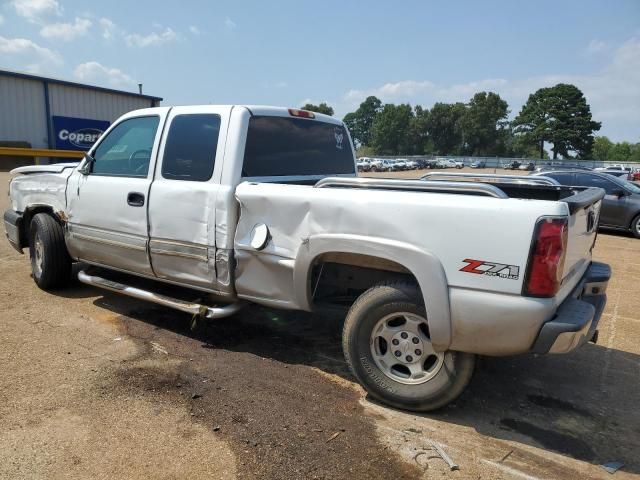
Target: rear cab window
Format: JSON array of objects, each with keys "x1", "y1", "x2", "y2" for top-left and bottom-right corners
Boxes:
[
  {"x1": 242, "y1": 116, "x2": 355, "y2": 179},
  {"x1": 162, "y1": 114, "x2": 221, "y2": 181}
]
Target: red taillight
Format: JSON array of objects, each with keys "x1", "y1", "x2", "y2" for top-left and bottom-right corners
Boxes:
[
  {"x1": 524, "y1": 217, "x2": 568, "y2": 297},
  {"x1": 288, "y1": 108, "x2": 315, "y2": 119}
]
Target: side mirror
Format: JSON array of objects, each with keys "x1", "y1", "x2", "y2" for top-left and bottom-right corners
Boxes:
[
  {"x1": 611, "y1": 189, "x2": 626, "y2": 198},
  {"x1": 78, "y1": 154, "x2": 95, "y2": 175}
]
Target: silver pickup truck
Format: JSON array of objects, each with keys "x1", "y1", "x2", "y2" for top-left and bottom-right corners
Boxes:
[{"x1": 4, "y1": 105, "x2": 611, "y2": 411}]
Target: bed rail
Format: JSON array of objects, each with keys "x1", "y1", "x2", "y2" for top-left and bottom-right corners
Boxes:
[{"x1": 315, "y1": 176, "x2": 508, "y2": 198}]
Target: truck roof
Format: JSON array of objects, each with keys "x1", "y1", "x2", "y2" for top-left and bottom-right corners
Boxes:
[{"x1": 131, "y1": 105, "x2": 344, "y2": 126}]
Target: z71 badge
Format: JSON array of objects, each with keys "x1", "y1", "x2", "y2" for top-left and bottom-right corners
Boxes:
[{"x1": 460, "y1": 259, "x2": 520, "y2": 280}]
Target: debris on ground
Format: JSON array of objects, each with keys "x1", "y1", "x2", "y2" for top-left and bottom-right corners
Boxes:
[
  {"x1": 499, "y1": 449, "x2": 514, "y2": 463},
  {"x1": 600, "y1": 462, "x2": 624, "y2": 474},
  {"x1": 326, "y1": 432, "x2": 342, "y2": 443},
  {"x1": 431, "y1": 443, "x2": 459, "y2": 471}
]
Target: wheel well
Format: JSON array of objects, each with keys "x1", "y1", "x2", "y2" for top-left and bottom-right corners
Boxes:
[
  {"x1": 22, "y1": 206, "x2": 56, "y2": 247},
  {"x1": 309, "y1": 252, "x2": 420, "y2": 308}
]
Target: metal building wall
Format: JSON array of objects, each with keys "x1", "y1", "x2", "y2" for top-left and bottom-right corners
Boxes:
[
  {"x1": 0, "y1": 75, "x2": 48, "y2": 148},
  {"x1": 48, "y1": 84, "x2": 154, "y2": 122}
]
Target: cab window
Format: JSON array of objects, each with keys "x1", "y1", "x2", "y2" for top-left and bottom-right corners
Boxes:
[
  {"x1": 91, "y1": 116, "x2": 160, "y2": 177},
  {"x1": 161, "y1": 114, "x2": 221, "y2": 181},
  {"x1": 574, "y1": 173, "x2": 617, "y2": 194}
]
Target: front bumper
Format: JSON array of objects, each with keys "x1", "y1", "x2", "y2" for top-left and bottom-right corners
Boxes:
[
  {"x1": 531, "y1": 261, "x2": 611, "y2": 354},
  {"x1": 3, "y1": 209, "x2": 25, "y2": 253}
]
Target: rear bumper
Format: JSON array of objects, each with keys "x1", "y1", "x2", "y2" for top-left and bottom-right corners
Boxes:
[
  {"x1": 530, "y1": 261, "x2": 611, "y2": 354},
  {"x1": 3, "y1": 209, "x2": 25, "y2": 253}
]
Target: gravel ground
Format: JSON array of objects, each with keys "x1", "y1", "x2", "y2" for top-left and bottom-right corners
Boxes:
[{"x1": 0, "y1": 170, "x2": 638, "y2": 479}]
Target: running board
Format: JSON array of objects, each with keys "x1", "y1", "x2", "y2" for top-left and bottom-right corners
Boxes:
[{"x1": 77, "y1": 270, "x2": 243, "y2": 319}]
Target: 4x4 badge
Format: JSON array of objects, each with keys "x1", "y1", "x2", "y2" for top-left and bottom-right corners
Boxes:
[{"x1": 460, "y1": 259, "x2": 520, "y2": 280}]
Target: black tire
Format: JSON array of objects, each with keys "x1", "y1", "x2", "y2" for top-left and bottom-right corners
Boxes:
[
  {"x1": 29, "y1": 213, "x2": 72, "y2": 290},
  {"x1": 342, "y1": 282, "x2": 475, "y2": 412},
  {"x1": 631, "y1": 214, "x2": 640, "y2": 239}
]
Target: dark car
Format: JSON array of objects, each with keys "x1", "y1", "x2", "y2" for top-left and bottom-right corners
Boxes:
[{"x1": 532, "y1": 170, "x2": 640, "y2": 238}]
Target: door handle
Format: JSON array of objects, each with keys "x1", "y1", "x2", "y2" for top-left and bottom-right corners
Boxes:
[{"x1": 127, "y1": 192, "x2": 145, "y2": 207}]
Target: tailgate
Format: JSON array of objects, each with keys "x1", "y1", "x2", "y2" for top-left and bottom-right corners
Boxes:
[{"x1": 560, "y1": 187, "x2": 605, "y2": 294}]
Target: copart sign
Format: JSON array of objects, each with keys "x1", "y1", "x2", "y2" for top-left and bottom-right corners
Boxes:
[{"x1": 52, "y1": 116, "x2": 110, "y2": 151}]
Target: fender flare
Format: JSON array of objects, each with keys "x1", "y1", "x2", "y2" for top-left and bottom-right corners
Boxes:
[{"x1": 293, "y1": 234, "x2": 452, "y2": 351}]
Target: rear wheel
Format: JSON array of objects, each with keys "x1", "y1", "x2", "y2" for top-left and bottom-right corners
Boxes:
[
  {"x1": 342, "y1": 282, "x2": 475, "y2": 412},
  {"x1": 631, "y1": 214, "x2": 640, "y2": 239},
  {"x1": 29, "y1": 213, "x2": 72, "y2": 290}
]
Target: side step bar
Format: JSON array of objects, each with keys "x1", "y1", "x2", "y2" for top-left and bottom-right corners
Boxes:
[{"x1": 78, "y1": 270, "x2": 243, "y2": 319}]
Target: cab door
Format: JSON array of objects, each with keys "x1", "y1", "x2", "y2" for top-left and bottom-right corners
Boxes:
[
  {"x1": 147, "y1": 106, "x2": 230, "y2": 290},
  {"x1": 66, "y1": 110, "x2": 169, "y2": 274}
]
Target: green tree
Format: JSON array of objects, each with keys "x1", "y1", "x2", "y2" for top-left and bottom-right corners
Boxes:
[
  {"x1": 512, "y1": 83, "x2": 601, "y2": 159},
  {"x1": 425, "y1": 102, "x2": 466, "y2": 155},
  {"x1": 370, "y1": 103, "x2": 415, "y2": 155},
  {"x1": 355, "y1": 145, "x2": 376, "y2": 157},
  {"x1": 592, "y1": 136, "x2": 614, "y2": 160},
  {"x1": 342, "y1": 96, "x2": 382, "y2": 146},
  {"x1": 459, "y1": 92, "x2": 510, "y2": 156},
  {"x1": 409, "y1": 105, "x2": 430, "y2": 154},
  {"x1": 300, "y1": 102, "x2": 334, "y2": 116}
]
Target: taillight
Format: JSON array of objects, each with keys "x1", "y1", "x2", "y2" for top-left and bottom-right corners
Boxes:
[
  {"x1": 288, "y1": 108, "x2": 315, "y2": 119},
  {"x1": 523, "y1": 217, "x2": 568, "y2": 297}
]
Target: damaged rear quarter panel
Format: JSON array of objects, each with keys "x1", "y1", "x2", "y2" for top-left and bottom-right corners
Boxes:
[{"x1": 233, "y1": 182, "x2": 559, "y2": 351}]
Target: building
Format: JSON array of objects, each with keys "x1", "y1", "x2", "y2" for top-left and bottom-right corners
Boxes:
[{"x1": 0, "y1": 68, "x2": 162, "y2": 165}]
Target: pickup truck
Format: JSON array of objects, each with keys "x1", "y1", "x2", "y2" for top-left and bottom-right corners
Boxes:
[{"x1": 4, "y1": 105, "x2": 611, "y2": 412}]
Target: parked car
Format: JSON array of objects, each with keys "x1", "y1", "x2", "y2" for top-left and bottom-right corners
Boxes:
[
  {"x1": 503, "y1": 161, "x2": 521, "y2": 170},
  {"x1": 391, "y1": 159, "x2": 408, "y2": 171},
  {"x1": 369, "y1": 158, "x2": 392, "y2": 172},
  {"x1": 404, "y1": 159, "x2": 419, "y2": 170},
  {"x1": 532, "y1": 170, "x2": 640, "y2": 238},
  {"x1": 470, "y1": 161, "x2": 486, "y2": 168},
  {"x1": 356, "y1": 158, "x2": 371, "y2": 172},
  {"x1": 435, "y1": 159, "x2": 458, "y2": 168},
  {"x1": 535, "y1": 165, "x2": 592, "y2": 173},
  {"x1": 518, "y1": 162, "x2": 535, "y2": 171},
  {"x1": 593, "y1": 166, "x2": 631, "y2": 179},
  {"x1": 4, "y1": 105, "x2": 610, "y2": 412}
]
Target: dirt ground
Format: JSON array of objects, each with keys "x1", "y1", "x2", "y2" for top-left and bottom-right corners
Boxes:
[{"x1": 0, "y1": 169, "x2": 638, "y2": 479}]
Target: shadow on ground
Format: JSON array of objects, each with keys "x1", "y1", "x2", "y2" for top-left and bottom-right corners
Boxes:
[{"x1": 78, "y1": 284, "x2": 640, "y2": 475}]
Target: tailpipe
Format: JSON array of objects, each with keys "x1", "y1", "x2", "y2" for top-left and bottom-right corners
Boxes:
[{"x1": 77, "y1": 270, "x2": 243, "y2": 319}]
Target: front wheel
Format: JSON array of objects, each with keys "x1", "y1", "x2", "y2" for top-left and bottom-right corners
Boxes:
[
  {"x1": 342, "y1": 282, "x2": 475, "y2": 412},
  {"x1": 631, "y1": 214, "x2": 640, "y2": 239},
  {"x1": 29, "y1": 213, "x2": 72, "y2": 290}
]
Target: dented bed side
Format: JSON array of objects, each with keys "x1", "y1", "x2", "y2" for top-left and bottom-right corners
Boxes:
[{"x1": 232, "y1": 181, "x2": 570, "y2": 352}]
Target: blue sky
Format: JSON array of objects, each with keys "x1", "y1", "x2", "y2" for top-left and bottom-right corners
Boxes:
[{"x1": 1, "y1": 0, "x2": 639, "y2": 141}]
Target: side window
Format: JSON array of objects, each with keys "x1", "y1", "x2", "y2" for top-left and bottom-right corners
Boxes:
[
  {"x1": 92, "y1": 116, "x2": 159, "y2": 177},
  {"x1": 162, "y1": 114, "x2": 221, "y2": 181},
  {"x1": 574, "y1": 174, "x2": 617, "y2": 194}
]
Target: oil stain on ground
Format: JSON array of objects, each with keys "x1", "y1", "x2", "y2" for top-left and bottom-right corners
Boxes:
[{"x1": 101, "y1": 306, "x2": 421, "y2": 480}]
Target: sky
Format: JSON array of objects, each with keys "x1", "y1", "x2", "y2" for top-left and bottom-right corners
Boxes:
[{"x1": 1, "y1": 0, "x2": 639, "y2": 142}]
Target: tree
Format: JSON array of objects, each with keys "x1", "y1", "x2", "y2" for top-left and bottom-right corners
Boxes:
[
  {"x1": 301, "y1": 102, "x2": 334, "y2": 116},
  {"x1": 459, "y1": 92, "x2": 509, "y2": 156},
  {"x1": 370, "y1": 103, "x2": 415, "y2": 155},
  {"x1": 512, "y1": 83, "x2": 601, "y2": 159},
  {"x1": 592, "y1": 136, "x2": 614, "y2": 161},
  {"x1": 425, "y1": 102, "x2": 466, "y2": 155},
  {"x1": 342, "y1": 96, "x2": 382, "y2": 146},
  {"x1": 408, "y1": 105, "x2": 430, "y2": 154}
]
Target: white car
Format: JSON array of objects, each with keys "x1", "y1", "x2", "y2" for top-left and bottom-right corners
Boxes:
[
  {"x1": 4, "y1": 105, "x2": 610, "y2": 412},
  {"x1": 436, "y1": 159, "x2": 460, "y2": 169},
  {"x1": 405, "y1": 160, "x2": 419, "y2": 170}
]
